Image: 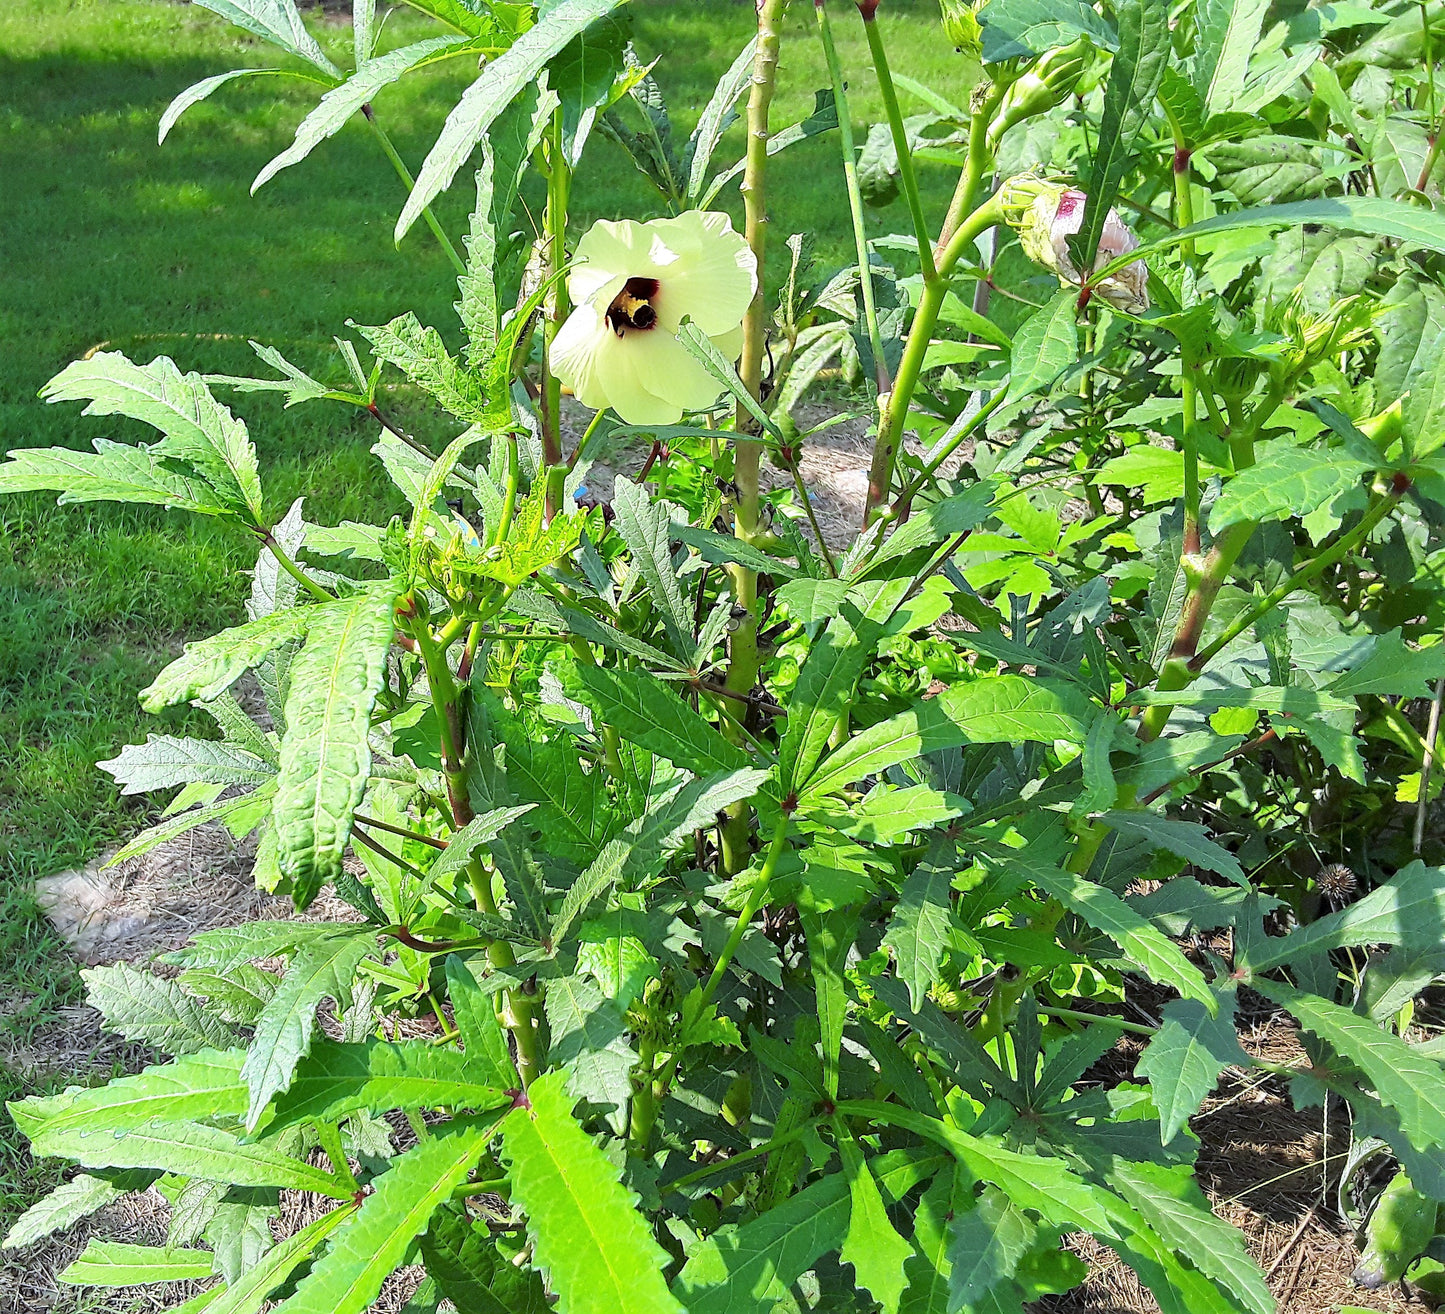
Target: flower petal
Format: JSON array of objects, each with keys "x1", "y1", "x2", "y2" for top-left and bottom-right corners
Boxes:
[
  {"x1": 568, "y1": 218, "x2": 677, "y2": 308},
  {"x1": 551, "y1": 301, "x2": 621, "y2": 413},
  {"x1": 648, "y1": 211, "x2": 757, "y2": 336}
]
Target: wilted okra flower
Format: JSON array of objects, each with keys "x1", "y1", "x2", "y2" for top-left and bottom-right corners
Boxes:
[{"x1": 1000, "y1": 173, "x2": 1150, "y2": 312}]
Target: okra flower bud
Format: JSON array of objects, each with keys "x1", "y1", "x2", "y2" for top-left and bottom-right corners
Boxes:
[
  {"x1": 986, "y1": 39, "x2": 1092, "y2": 149},
  {"x1": 938, "y1": 0, "x2": 983, "y2": 57},
  {"x1": 1000, "y1": 172, "x2": 1149, "y2": 312}
]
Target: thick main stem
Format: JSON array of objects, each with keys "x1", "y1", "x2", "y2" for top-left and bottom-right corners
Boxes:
[
  {"x1": 411, "y1": 616, "x2": 541, "y2": 1085},
  {"x1": 720, "y1": 0, "x2": 787, "y2": 875}
]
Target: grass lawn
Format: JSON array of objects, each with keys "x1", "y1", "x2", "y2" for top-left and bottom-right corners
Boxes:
[{"x1": 0, "y1": 0, "x2": 965, "y2": 1229}]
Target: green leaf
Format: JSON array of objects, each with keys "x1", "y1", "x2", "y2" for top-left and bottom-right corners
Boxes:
[
  {"x1": 673, "y1": 523, "x2": 805, "y2": 580},
  {"x1": 1072, "y1": 0, "x2": 1169, "y2": 272},
  {"x1": 1101, "y1": 811, "x2": 1245, "y2": 885},
  {"x1": 98, "y1": 734, "x2": 274, "y2": 795},
  {"x1": 58, "y1": 1240, "x2": 215, "y2": 1286},
  {"x1": 1210, "y1": 445, "x2": 1371, "y2": 531},
  {"x1": 1246, "y1": 861, "x2": 1445, "y2": 971},
  {"x1": 572, "y1": 666, "x2": 751, "y2": 775},
  {"x1": 882, "y1": 860, "x2": 956, "y2": 1012},
  {"x1": 1325, "y1": 632, "x2": 1445, "y2": 697},
  {"x1": 445, "y1": 955, "x2": 519, "y2": 1088},
  {"x1": 611, "y1": 476, "x2": 694, "y2": 658},
  {"x1": 205, "y1": 1205, "x2": 356, "y2": 1314},
  {"x1": 277, "y1": 1118, "x2": 501, "y2": 1314},
  {"x1": 543, "y1": 975, "x2": 638, "y2": 1124},
  {"x1": 273, "y1": 581, "x2": 401, "y2": 906},
  {"x1": 502, "y1": 1070, "x2": 684, "y2": 1314},
  {"x1": 160, "y1": 68, "x2": 293, "y2": 144},
  {"x1": 900, "y1": 1169, "x2": 956, "y2": 1314},
  {"x1": 1135, "y1": 993, "x2": 1247, "y2": 1144},
  {"x1": 2, "y1": 1174, "x2": 132, "y2": 1251},
  {"x1": 1111, "y1": 1161, "x2": 1272, "y2": 1314},
  {"x1": 686, "y1": 36, "x2": 758, "y2": 204},
  {"x1": 673, "y1": 1150, "x2": 943, "y2": 1314},
  {"x1": 12, "y1": 1049, "x2": 246, "y2": 1148},
  {"x1": 780, "y1": 611, "x2": 878, "y2": 795},
  {"x1": 81, "y1": 963, "x2": 239, "y2": 1056},
  {"x1": 804, "y1": 906, "x2": 854, "y2": 1100},
  {"x1": 675, "y1": 320, "x2": 785, "y2": 441},
  {"x1": 426, "y1": 804, "x2": 538, "y2": 886},
  {"x1": 395, "y1": 0, "x2": 502, "y2": 36},
  {"x1": 168, "y1": 919, "x2": 363, "y2": 971},
  {"x1": 947, "y1": 1188, "x2": 1034, "y2": 1311},
  {"x1": 1113, "y1": 197, "x2": 1445, "y2": 281},
  {"x1": 978, "y1": 0, "x2": 1118, "y2": 59},
  {"x1": 866, "y1": 480, "x2": 1000, "y2": 570},
  {"x1": 242, "y1": 930, "x2": 376, "y2": 1131},
  {"x1": 1001, "y1": 855, "x2": 1214, "y2": 1007},
  {"x1": 269, "y1": 1038, "x2": 511, "y2": 1131},
  {"x1": 1009, "y1": 291, "x2": 1078, "y2": 399},
  {"x1": 871, "y1": 977, "x2": 1022, "y2": 1103},
  {"x1": 191, "y1": 0, "x2": 341, "y2": 76},
  {"x1": 459, "y1": 83, "x2": 557, "y2": 361},
  {"x1": 30, "y1": 1119, "x2": 348, "y2": 1198},
  {"x1": 802, "y1": 676, "x2": 1088, "y2": 803},
  {"x1": 141, "y1": 607, "x2": 312, "y2": 711},
  {"x1": 1376, "y1": 272, "x2": 1445, "y2": 411},
  {"x1": 42, "y1": 353, "x2": 265, "y2": 523},
  {"x1": 0, "y1": 438, "x2": 232, "y2": 516},
  {"x1": 846, "y1": 1101, "x2": 1112, "y2": 1232},
  {"x1": 356, "y1": 314, "x2": 492, "y2": 425},
  {"x1": 1192, "y1": 0, "x2": 1270, "y2": 117},
  {"x1": 420, "y1": 1204, "x2": 550, "y2": 1314},
  {"x1": 254, "y1": 37, "x2": 474, "y2": 191},
  {"x1": 838, "y1": 1130, "x2": 913, "y2": 1314},
  {"x1": 1255, "y1": 979, "x2": 1445, "y2": 1151},
  {"x1": 398, "y1": 0, "x2": 629, "y2": 241},
  {"x1": 551, "y1": 768, "x2": 769, "y2": 946}
]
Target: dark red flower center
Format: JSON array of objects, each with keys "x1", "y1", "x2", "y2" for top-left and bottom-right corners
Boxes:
[{"x1": 607, "y1": 277, "x2": 661, "y2": 337}]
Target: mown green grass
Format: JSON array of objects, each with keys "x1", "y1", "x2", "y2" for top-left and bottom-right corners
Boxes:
[{"x1": 0, "y1": 0, "x2": 965, "y2": 1230}]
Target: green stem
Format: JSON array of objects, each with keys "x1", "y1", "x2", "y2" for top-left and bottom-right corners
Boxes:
[
  {"x1": 353, "y1": 812, "x2": 450, "y2": 851},
  {"x1": 670, "y1": 1115, "x2": 824, "y2": 1189},
  {"x1": 817, "y1": 0, "x2": 889, "y2": 392},
  {"x1": 1192, "y1": 489, "x2": 1400, "y2": 671},
  {"x1": 568, "y1": 405, "x2": 611, "y2": 470},
  {"x1": 1038, "y1": 1004, "x2": 1156, "y2": 1035},
  {"x1": 411, "y1": 616, "x2": 542, "y2": 1085},
  {"x1": 936, "y1": 109, "x2": 993, "y2": 259},
  {"x1": 788, "y1": 452, "x2": 839, "y2": 577},
  {"x1": 541, "y1": 108, "x2": 572, "y2": 518},
  {"x1": 1173, "y1": 144, "x2": 1202, "y2": 552},
  {"x1": 265, "y1": 532, "x2": 332, "y2": 603},
  {"x1": 865, "y1": 195, "x2": 1004, "y2": 522},
  {"x1": 362, "y1": 110, "x2": 466, "y2": 276},
  {"x1": 860, "y1": 12, "x2": 937, "y2": 286},
  {"x1": 891, "y1": 384, "x2": 1011, "y2": 517},
  {"x1": 701, "y1": 818, "x2": 791, "y2": 1012},
  {"x1": 720, "y1": 0, "x2": 787, "y2": 875},
  {"x1": 493, "y1": 429, "x2": 521, "y2": 548}
]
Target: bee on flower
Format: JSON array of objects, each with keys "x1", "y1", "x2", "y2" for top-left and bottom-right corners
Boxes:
[
  {"x1": 1000, "y1": 173, "x2": 1150, "y2": 313},
  {"x1": 550, "y1": 210, "x2": 759, "y2": 425}
]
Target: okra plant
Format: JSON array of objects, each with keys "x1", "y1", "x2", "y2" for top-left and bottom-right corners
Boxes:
[{"x1": 10, "y1": 0, "x2": 1445, "y2": 1309}]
